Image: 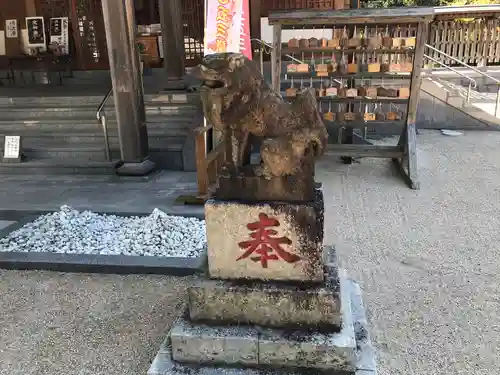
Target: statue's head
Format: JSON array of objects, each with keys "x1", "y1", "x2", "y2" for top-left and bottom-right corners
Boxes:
[{"x1": 194, "y1": 52, "x2": 265, "y2": 98}]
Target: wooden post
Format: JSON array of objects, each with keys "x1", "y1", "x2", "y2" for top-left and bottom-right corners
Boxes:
[
  {"x1": 271, "y1": 24, "x2": 282, "y2": 93},
  {"x1": 159, "y1": 0, "x2": 186, "y2": 81},
  {"x1": 395, "y1": 21, "x2": 429, "y2": 190},
  {"x1": 250, "y1": 0, "x2": 262, "y2": 40},
  {"x1": 101, "y1": 0, "x2": 155, "y2": 175}
]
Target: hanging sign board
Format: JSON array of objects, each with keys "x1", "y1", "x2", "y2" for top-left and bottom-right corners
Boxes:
[
  {"x1": 5, "y1": 20, "x2": 18, "y2": 39},
  {"x1": 49, "y1": 17, "x2": 69, "y2": 55},
  {"x1": 26, "y1": 17, "x2": 47, "y2": 52},
  {"x1": 204, "y1": 0, "x2": 251, "y2": 59}
]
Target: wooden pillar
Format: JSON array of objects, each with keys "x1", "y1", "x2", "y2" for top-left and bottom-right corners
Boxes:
[
  {"x1": 101, "y1": 0, "x2": 155, "y2": 175},
  {"x1": 159, "y1": 0, "x2": 185, "y2": 81},
  {"x1": 25, "y1": 0, "x2": 36, "y2": 16},
  {"x1": 250, "y1": 0, "x2": 261, "y2": 40}
]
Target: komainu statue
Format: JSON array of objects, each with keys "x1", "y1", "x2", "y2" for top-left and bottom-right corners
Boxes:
[{"x1": 195, "y1": 52, "x2": 328, "y2": 179}]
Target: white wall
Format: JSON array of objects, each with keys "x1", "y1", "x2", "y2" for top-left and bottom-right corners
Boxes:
[{"x1": 260, "y1": 17, "x2": 333, "y2": 44}]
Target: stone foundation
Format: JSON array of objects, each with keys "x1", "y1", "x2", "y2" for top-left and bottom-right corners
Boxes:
[{"x1": 148, "y1": 271, "x2": 376, "y2": 375}]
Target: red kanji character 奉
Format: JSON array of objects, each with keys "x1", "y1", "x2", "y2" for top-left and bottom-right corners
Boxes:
[{"x1": 237, "y1": 213, "x2": 301, "y2": 268}]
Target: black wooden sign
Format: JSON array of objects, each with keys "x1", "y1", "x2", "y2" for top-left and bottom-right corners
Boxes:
[
  {"x1": 26, "y1": 17, "x2": 46, "y2": 45},
  {"x1": 50, "y1": 18, "x2": 62, "y2": 37}
]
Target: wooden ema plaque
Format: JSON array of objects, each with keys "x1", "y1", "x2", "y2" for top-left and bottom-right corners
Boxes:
[
  {"x1": 308, "y1": 37, "x2": 319, "y2": 47},
  {"x1": 386, "y1": 111, "x2": 398, "y2": 121},
  {"x1": 286, "y1": 64, "x2": 298, "y2": 73},
  {"x1": 346, "y1": 88, "x2": 358, "y2": 98},
  {"x1": 286, "y1": 87, "x2": 298, "y2": 97},
  {"x1": 323, "y1": 111, "x2": 335, "y2": 121},
  {"x1": 404, "y1": 37, "x2": 416, "y2": 48},
  {"x1": 344, "y1": 111, "x2": 357, "y2": 121},
  {"x1": 298, "y1": 38, "x2": 309, "y2": 48},
  {"x1": 288, "y1": 38, "x2": 299, "y2": 48},
  {"x1": 328, "y1": 38, "x2": 340, "y2": 49},
  {"x1": 296, "y1": 63, "x2": 309, "y2": 73},
  {"x1": 364, "y1": 111, "x2": 376, "y2": 121},
  {"x1": 326, "y1": 87, "x2": 338, "y2": 97},
  {"x1": 399, "y1": 87, "x2": 410, "y2": 99}
]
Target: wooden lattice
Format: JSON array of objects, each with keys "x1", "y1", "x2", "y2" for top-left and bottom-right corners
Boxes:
[{"x1": 181, "y1": 0, "x2": 204, "y2": 66}]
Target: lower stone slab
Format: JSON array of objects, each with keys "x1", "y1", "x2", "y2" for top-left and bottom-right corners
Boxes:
[
  {"x1": 148, "y1": 274, "x2": 375, "y2": 375},
  {"x1": 188, "y1": 246, "x2": 341, "y2": 329},
  {"x1": 170, "y1": 317, "x2": 260, "y2": 366}
]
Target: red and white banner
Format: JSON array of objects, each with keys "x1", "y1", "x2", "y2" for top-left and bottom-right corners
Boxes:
[{"x1": 204, "y1": 0, "x2": 252, "y2": 59}]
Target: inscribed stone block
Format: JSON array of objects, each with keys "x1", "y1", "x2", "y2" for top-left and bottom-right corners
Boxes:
[{"x1": 204, "y1": 190, "x2": 324, "y2": 282}]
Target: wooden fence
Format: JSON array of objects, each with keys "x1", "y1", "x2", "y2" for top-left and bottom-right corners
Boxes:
[{"x1": 427, "y1": 19, "x2": 500, "y2": 66}]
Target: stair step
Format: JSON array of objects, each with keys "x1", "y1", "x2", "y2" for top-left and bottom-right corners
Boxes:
[
  {"x1": 0, "y1": 159, "x2": 117, "y2": 175},
  {"x1": 0, "y1": 117, "x2": 200, "y2": 132},
  {"x1": 0, "y1": 92, "x2": 201, "y2": 107}
]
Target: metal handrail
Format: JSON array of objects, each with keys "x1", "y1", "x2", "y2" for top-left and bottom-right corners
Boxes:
[
  {"x1": 425, "y1": 43, "x2": 500, "y2": 116},
  {"x1": 96, "y1": 87, "x2": 113, "y2": 161},
  {"x1": 423, "y1": 54, "x2": 477, "y2": 105}
]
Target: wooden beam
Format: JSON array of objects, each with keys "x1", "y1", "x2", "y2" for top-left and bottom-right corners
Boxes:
[
  {"x1": 395, "y1": 21, "x2": 430, "y2": 190},
  {"x1": 325, "y1": 145, "x2": 404, "y2": 158}
]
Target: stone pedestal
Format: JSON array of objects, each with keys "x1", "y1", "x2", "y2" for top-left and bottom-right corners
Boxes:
[{"x1": 147, "y1": 189, "x2": 376, "y2": 375}]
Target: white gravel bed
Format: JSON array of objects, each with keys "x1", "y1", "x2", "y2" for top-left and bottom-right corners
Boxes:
[{"x1": 0, "y1": 205, "x2": 206, "y2": 257}]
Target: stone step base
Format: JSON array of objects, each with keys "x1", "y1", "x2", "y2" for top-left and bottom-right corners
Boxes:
[
  {"x1": 148, "y1": 275, "x2": 375, "y2": 375},
  {"x1": 168, "y1": 270, "x2": 357, "y2": 372},
  {"x1": 188, "y1": 246, "x2": 341, "y2": 329}
]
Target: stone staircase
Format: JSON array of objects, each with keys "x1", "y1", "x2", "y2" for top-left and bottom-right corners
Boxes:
[
  {"x1": 419, "y1": 69, "x2": 500, "y2": 131},
  {"x1": 0, "y1": 91, "x2": 203, "y2": 175}
]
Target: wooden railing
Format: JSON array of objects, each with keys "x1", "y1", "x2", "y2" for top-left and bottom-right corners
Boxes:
[
  {"x1": 193, "y1": 124, "x2": 227, "y2": 199},
  {"x1": 428, "y1": 19, "x2": 500, "y2": 67}
]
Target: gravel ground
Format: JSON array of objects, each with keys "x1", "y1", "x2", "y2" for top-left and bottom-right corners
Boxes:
[
  {"x1": 0, "y1": 130, "x2": 498, "y2": 375},
  {"x1": 0, "y1": 271, "x2": 191, "y2": 375},
  {"x1": 319, "y1": 130, "x2": 500, "y2": 375}
]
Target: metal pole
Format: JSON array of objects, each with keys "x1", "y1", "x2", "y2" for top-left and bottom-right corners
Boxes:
[{"x1": 495, "y1": 85, "x2": 500, "y2": 118}]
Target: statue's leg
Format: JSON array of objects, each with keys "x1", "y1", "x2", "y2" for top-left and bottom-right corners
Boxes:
[{"x1": 231, "y1": 129, "x2": 250, "y2": 169}]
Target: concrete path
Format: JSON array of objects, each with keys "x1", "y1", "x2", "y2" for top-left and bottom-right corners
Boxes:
[{"x1": 0, "y1": 130, "x2": 499, "y2": 375}]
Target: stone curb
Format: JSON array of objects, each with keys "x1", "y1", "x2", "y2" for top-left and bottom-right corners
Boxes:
[{"x1": 0, "y1": 211, "x2": 207, "y2": 276}]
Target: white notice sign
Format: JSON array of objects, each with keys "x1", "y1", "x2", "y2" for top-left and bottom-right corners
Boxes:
[
  {"x1": 4, "y1": 136, "x2": 21, "y2": 159},
  {"x1": 49, "y1": 17, "x2": 69, "y2": 55},
  {"x1": 6, "y1": 20, "x2": 18, "y2": 38}
]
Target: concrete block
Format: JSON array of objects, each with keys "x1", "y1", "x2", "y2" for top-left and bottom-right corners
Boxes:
[
  {"x1": 169, "y1": 314, "x2": 259, "y2": 366},
  {"x1": 188, "y1": 247, "x2": 341, "y2": 329},
  {"x1": 258, "y1": 269, "x2": 356, "y2": 371},
  {"x1": 204, "y1": 190, "x2": 324, "y2": 282}
]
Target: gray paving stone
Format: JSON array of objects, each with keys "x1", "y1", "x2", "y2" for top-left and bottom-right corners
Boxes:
[
  {"x1": 169, "y1": 315, "x2": 259, "y2": 366},
  {"x1": 188, "y1": 261, "x2": 341, "y2": 329},
  {"x1": 257, "y1": 269, "x2": 356, "y2": 372}
]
